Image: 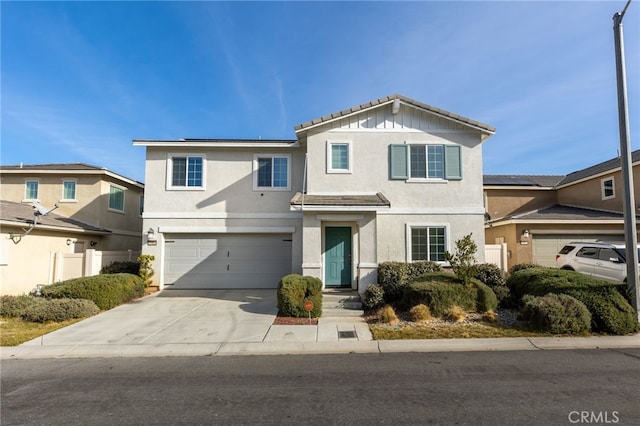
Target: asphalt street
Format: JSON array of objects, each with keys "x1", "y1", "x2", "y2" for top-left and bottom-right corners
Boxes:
[{"x1": 2, "y1": 348, "x2": 639, "y2": 425}]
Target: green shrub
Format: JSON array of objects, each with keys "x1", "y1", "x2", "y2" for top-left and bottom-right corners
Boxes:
[
  {"x1": 508, "y1": 263, "x2": 539, "y2": 275},
  {"x1": 402, "y1": 277, "x2": 476, "y2": 317},
  {"x1": 444, "y1": 233, "x2": 478, "y2": 285},
  {"x1": 100, "y1": 261, "x2": 139, "y2": 275},
  {"x1": 377, "y1": 261, "x2": 442, "y2": 303},
  {"x1": 520, "y1": 294, "x2": 591, "y2": 335},
  {"x1": 277, "y1": 274, "x2": 323, "y2": 318},
  {"x1": 569, "y1": 289, "x2": 639, "y2": 335},
  {"x1": 137, "y1": 254, "x2": 155, "y2": 287},
  {"x1": 475, "y1": 263, "x2": 506, "y2": 287},
  {"x1": 41, "y1": 273, "x2": 145, "y2": 310},
  {"x1": 363, "y1": 284, "x2": 385, "y2": 310},
  {"x1": 508, "y1": 268, "x2": 639, "y2": 335},
  {"x1": 20, "y1": 298, "x2": 100, "y2": 323},
  {"x1": 400, "y1": 273, "x2": 497, "y2": 316},
  {"x1": 475, "y1": 263, "x2": 513, "y2": 308},
  {"x1": 0, "y1": 295, "x2": 40, "y2": 318},
  {"x1": 473, "y1": 280, "x2": 499, "y2": 313}
]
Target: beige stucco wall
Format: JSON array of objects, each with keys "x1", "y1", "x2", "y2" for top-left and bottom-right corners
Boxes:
[
  {"x1": 0, "y1": 173, "x2": 143, "y2": 251},
  {"x1": 1, "y1": 229, "x2": 75, "y2": 295},
  {"x1": 485, "y1": 188, "x2": 557, "y2": 220}
]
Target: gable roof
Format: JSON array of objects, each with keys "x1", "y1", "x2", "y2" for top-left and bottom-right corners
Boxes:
[
  {"x1": 0, "y1": 200, "x2": 111, "y2": 234},
  {"x1": 483, "y1": 175, "x2": 566, "y2": 188},
  {"x1": 557, "y1": 150, "x2": 640, "y2": 187},
  {"x1": 0, "y1": 163, "x2": 144, "y2": 188},
  {"x1": 294, "y1": 94, "x2": 496, "y2": 136}
]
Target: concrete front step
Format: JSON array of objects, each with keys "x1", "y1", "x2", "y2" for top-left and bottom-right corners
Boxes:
[{"x1": 322, "y1": 291, "x2": 364, "y2": 318}]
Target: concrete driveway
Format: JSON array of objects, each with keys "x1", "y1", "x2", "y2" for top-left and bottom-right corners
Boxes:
[{"x1": 21, "y1": 290, "x2": 278, "y2": 346}]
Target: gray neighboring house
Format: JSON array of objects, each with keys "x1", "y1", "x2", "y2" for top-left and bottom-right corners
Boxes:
[
  {"x1": 484, "y1": 150, "x2": 640, "y2": 270},
  {"x1": 134, "y1": 94, "x2": 495, "y2": 294}
]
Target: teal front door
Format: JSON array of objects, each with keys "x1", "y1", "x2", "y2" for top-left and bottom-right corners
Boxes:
[{"x1": 325, "y1": 227, "x2": 352, "y2": 287}]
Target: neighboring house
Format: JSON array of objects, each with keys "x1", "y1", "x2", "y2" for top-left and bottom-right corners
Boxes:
[
  {"x1": 135, "y1": 94, "x2": 495, "y2": 294},
  {"x1": 0, "y1": 163, "x2": 144, "y2": 294},
  {"x1": 484, "y1": 150, "x2": 640, "y2": 270},
  {"x1": 0, "y1": 200, "x2": 111, "y2": 295}
]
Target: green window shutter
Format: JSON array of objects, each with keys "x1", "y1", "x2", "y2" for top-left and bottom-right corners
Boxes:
[
  {"x1": 389, "y1": 144, "x2": 409, "y2": 179},
  {"x1": 445, "y1": 145, "x2": 462, "y2": 180}
]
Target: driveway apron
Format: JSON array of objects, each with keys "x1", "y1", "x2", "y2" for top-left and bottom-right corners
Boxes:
[{"x1": 21, "y1": 290, "x2": 278, "y2": 346}]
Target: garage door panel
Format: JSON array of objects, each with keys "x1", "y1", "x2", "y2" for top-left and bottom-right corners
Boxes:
[{"x1": 165, "y1": 233, "x2": 292, "y2": 289}]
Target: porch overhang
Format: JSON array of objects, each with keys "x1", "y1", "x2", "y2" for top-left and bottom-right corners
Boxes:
[{"x1": 290, "y1": 192, "x2": 391, "y2": 212}]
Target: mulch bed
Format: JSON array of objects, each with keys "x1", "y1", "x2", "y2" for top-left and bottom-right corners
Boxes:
[{"x1": 272, "y1": 312, "x2": 318, "y2": 325}]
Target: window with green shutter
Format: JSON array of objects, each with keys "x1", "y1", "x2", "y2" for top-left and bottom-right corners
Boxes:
[{"x1": 390, "y1": 144, "x2": 462, "y2": 181}]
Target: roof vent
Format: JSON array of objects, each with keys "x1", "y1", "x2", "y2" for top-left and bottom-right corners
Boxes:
[{"x1": 392, "y1": 98, "x2": 400, "y2": 115}]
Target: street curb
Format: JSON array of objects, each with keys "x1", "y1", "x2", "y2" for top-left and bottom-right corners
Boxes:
[{"x1": 2, "y1": 335, "x2": 638, "y2": 359}]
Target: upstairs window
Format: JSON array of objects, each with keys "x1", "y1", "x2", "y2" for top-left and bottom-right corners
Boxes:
[
  {"x1": 390, "y1": 144, "x2": 462, "y2": 181},
  {"x1": 327, "y1": 141, "x2": 352, "y2": 173},
  {"x1": 139, "y1": 195, "x2": 144, "y2": 217},
  {"x1": 601, "y1": 177, "x2": 615, "y2": 200},
  {"x1": 254, "y1": 154, "x2": 290, "y2": 190},
  {"x1": 62, "y1": 180, "x2": 77, "y2": 201},
  {"x1": 168, "y1": 155, "x2": 204, "y2": 189},
  {"x1": 108, "y1": 185, "x2": 125, "y2": 212},
  {"x1": 24, "y1": 180, "x2": 39, "y2": 200}
]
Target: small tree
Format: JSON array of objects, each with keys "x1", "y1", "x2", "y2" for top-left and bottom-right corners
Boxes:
[
  {"x1": 444, "y1": 233, "x2": 477, "y2": 285},
  {"x1": 137, "y1": 254, "x2": 155, "y2": 287}
]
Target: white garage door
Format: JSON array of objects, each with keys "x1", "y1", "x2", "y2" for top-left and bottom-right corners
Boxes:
[
  {"x1": 164, "y1": 233, "x2": 293, "y2": 289},
  {"x1": 532, "y1": 234, "x2": 623, "y2": 268}
]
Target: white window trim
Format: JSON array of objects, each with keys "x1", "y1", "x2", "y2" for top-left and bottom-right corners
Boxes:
[
  {"x1": 405, "y1": 141, "x2": 447, "y2": 183},
  {"x1": 138, "y1": 194, "x2": 144, "y2": 218},
  {"x1": 61, "y1": 179, "x2": 78, "y2": 202},
  {"x1": 23, "y1": 179, "x2": 40, "y2": 202},
  {"x1": 326, "y1": 140, "x2": 352, "y2": 174},
  {"x1": 601, "y1": 176, "x2": 615, "y2": 200},
  {"x1": 166, "y1": 154, "x2": 207, "y2": 191},
  {"x1": 252, "y1": 153, "x2": 291, "y2": 191},
  {"x1": 108, "y1": 183, "x2": 126, "y2": 213},
  {"x1": 405, "y1": 223, "x2": 451, "y2": 265}
]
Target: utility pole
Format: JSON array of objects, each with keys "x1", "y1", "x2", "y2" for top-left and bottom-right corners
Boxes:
[{"x1": 613, "y1": 0, "x2": 640, "y2": 321}]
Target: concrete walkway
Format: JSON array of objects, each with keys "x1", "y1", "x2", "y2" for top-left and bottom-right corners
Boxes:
[{"x1": 1, "y1": 289, "x2": 638, "y2": 359}]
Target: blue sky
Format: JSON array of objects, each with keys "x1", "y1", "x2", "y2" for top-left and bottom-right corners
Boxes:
[{"x1": 2, "y1": 1, "x2": 638, "y2": 183}]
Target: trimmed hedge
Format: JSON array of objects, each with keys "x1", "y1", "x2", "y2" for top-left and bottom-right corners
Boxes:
[
  {"x1": 377, "y1": 261, "x2": 442, "y2": 303},
  {"x1": 507, "y1": 268, "x2": 639, "y2": 335},
  {"x1": 520, "y1": 294, "x2": 591, "y2": 334},
  {"x1": 277, "y1": 274, "x2": 323, "y2": 318},
  {"x1": 401, "y1": 273, "x2": 497, "y2": 316},
  {"x1": 0, "y1": 295, "x2": 40, "y2": 318},
  {"x1": 100, "y1": 261, "x2": 140, "y2": 275},
  {"x1": 41, "y1": 273, "x2": 145, "y2": 310},
  {"x1": 21, "y1": 298, "x2": 100, "y2": 323}
]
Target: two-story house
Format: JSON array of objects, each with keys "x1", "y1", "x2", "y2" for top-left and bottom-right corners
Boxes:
[
  {"x1": 135, "y1": 94, "x2": 495, "y2": 294},
  {"x1": 484, "y1": 151, "x2": 640, "y2": 270},
  {"x1": 0, "y1": 163, "x2": 144, "y2": 294}
]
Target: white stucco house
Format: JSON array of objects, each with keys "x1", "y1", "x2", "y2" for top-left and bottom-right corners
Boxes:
[{"x1": 134, "y1": 94, "x2": 495, "y2": 294}]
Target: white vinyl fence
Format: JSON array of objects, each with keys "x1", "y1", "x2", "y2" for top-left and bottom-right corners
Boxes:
[
  {"x1": 50, "y1": 249, "x2": 141, "y2": 283},
  {"x1": 484, "y1": 243, "x2": 508, "y2": 272}
]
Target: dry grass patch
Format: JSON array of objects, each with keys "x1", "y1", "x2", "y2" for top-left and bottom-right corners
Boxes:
[
  {"x1": 0, "y1": 317, "x2": 83, "y2": 346},
  {"x1": 378, "y1": 305, "x2": 399, "y2": 325},
  {"x1": 370, "y1": 320, "x2": 549, "y2": 340}
]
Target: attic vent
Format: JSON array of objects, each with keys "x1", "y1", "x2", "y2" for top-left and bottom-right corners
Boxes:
[{"x1": 392, "y1": 98, "x2": 400, "y2": 115}]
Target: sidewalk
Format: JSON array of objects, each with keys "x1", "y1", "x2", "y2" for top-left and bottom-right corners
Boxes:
[{"x1": 2, "y1": 324, "x2": 638, "y2": 359}]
